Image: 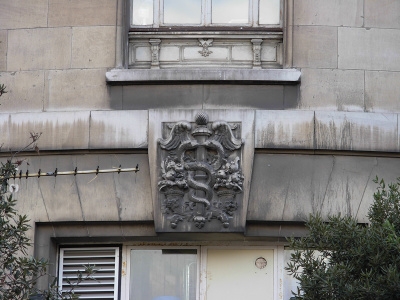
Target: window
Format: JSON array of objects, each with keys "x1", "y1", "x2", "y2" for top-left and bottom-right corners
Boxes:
[
  {"x1": 128, "y1": 0, "x2": 283, "y2": 69},
  {"x1": 58, "y1": 247, "x2": 120, "y2": 300},
  {"x1": 123, "y1": 246, "x2": 280, "y2": 300},
  {"x1": 58, "y1": 245, "x2": 291, "y2": 300},
  {"x1": 131, "y1": 0, "x2": 282, "y2": 28},
  {"x1": 127, "y1": 247, "x2": 199, "y2": 300}
]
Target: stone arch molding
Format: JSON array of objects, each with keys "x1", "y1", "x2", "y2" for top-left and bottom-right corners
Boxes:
[{"x1": 149, "y1": 110, "x2": 255, "y2": 233}]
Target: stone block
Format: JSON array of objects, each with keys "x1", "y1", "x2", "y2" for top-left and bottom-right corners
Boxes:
[
  {"x1": 365, "y1": 71, "x2": 400, "y2": 112},
  {"x1": 283, "y1": 85, "x2": 300, "y2": 109},
  {"x1": 255, "y1": 110, "x2": 314, "y2": 149},
  {"x1": 26, "y1": 156, "x2": 84, "y2": 222},
  {"x1": 65, "y1": 155, "x2": 120, "y2": 222},
  {"x1": 0, "y1": 113, "x2": 9, "y2": 150},
  {"x1": 0, "y1": 71, "x2": 44, "y2": 112},
  {"x1": 48, "y1": 0, "x2": 117, "y2": 27},
  {"x1": 122, "y1": 85, "x2": 203, "y2": 110},
  {"x1": 72, "y1": 26, "x2": 116, "y2": 68},
  {"x1": 315, "y1": 111, "x2": 398, "y2": 152},
  {"x1": 248, "y1": 154, "x2": 327, "y2": 222},
  {"x1": 160, "y1": 47, "x2": 180, "y2": 61},
  {"x1": 365, "y1": 0, "x2": 400, "y2": 29},
  {"x1": 13, "y1": 178, "x2": 49, "y2": 224},
  {"x1": 0, "y1": 30, "x2": 6, "y2": 71},
  {"x1": 299, "y1": 68, "x2": 364, "y2": 111},
  {"x1": 90, "y1": 110, "x2": 148, "y2": 149},
  {"x1": 106, "y1": 69, "x2": 302, "y2": 83},
  {"x1": 203, "y1": 85, "x2": 284, "y2": 110},
  {"x1": 232, "y1": 46, "x2": 253, "y2": 61},
  {"x1": 10, "y1": 154, "x2": 153, "y2": 223},
  {"x1": 261, "y1": 44, "x2": 277, "y2": 62},
  {"x1": 7, "y1": 28, "x2": 71, "y2": 71},
  {"x1": 293, "y1": 26, "x2": 337, "y2": 68},
  {"x1": 247, "y1": 153, "x2": 395, "y2": 223},
  {"x1": 109, "y1": 86, "x2": 123, "y2": 110},
  {"x1": 45, "y1": 69, "x2": 110, "y2": 111},
  {"x1": 0, "y1": 0, "x2": 48, "y2": 29},
  {"x1": 135, "y1": 47, "x2": 151, "y2": 61},
  {"x1": 338, "y1": 27, "x2": 400, "y2": 71},
  {"x1": 294, "y1": 0, "x2": 363, "y2": 26},
  {"x1": 84, "y1": 224, "x2": 124, "y2": 237},
  {"x1": 8, "y1": 111, "x2": 90, "y2": 151},
  {"x1": 120, "y1": 223, "x2": 156, "y2": 237},
  {"x1": 183, "y1": 47, "x2": 229, "y2": 60},
  {"x1": 109, "y1": 154, "x2": 153, "y2": 221}
]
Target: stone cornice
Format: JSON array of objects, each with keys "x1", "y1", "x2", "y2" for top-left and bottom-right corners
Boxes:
[
  {"x1": 106, "y1": 69, "x2": 301, "y2": 84},
  {"x1": 1, "y1": 110, "x2": 398, "y2": 153}
]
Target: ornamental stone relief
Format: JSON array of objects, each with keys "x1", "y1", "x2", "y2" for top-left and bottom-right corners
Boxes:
[{"x1": 157, "y1": 112, "x2": 244, "y2": 230}]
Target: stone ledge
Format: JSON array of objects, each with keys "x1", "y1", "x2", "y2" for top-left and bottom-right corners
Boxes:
[
  {"x1": 0, "y1": 110, "x2": 148, "y2": 152},
  {"x1": 1, "y1": 110, "x2": 399, "y2": 153},
  {"x1": 315, "y1": 111, "x2": 398, "y2": 152},
  {"x1": 106, "y1": 68, "x2": 301, "y2": 84}
]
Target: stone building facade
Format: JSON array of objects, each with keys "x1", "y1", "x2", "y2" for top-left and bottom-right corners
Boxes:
[{"x1": 1, "y1": 0, "x2": 400, "y2": 299}]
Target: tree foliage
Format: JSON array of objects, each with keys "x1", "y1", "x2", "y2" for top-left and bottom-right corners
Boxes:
[
  {"x1": 0, "y1": 140, "x2": 97, "y2": 300},
  {"x1": 0, "y1": 160, "x2": 47, "y2": 299},
  {"x1": 0, "y1": 85, "x2": 94, "y2": 299},
  {"x1": 286, "y1": 177, "x2": 400, "y2": 299}
]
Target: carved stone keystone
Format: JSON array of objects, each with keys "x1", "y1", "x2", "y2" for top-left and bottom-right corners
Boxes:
[
  {"x1": 158, "y1": 112, "x2": 244, "y2": 230},
  {"x1": 149, "y1": 109, "x2": 255, "y2": 233}
]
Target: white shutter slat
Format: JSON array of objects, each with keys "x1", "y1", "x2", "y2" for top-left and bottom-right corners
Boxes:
[{"x1": 59, "y1": 247, "x2": 119, "y2": 300}]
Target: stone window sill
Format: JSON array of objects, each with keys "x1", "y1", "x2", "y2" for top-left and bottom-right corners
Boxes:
[{"x1": 105, "y1": 69, "x2": 301, "y2": 85}]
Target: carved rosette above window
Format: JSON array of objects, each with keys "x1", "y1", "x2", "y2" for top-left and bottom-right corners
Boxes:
[
  {"x1": 128, "y1": 33, "x2": 283, "y2": 69},
  {"x1": 158, "y1": 112, "x2": 244, "y2": 230}
]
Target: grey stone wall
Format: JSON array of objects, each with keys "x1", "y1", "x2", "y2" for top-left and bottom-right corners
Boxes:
[
  {"x1": 0, "y1": 0, "x2": 120, "y2": 112},
  {"x1": 1, "y1": 0, "x2": 400, "y2": 248},
  {"x1": 0, "y1": 0, "x2": 399, "y2": 113},
  {"x1": 291, "y1": 0, "x2": 400, "y2": 112},
  {"x1": 8, "y1": 152, "x2": 400, "y2": 233}
]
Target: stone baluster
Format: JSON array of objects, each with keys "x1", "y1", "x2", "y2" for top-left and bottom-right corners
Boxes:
[
  {"x1": 149, "y1": 39, "x2": 161, "y2": 69},
  {"x1": 251, "y1": 39, "x2": 263, "y2": 69}
]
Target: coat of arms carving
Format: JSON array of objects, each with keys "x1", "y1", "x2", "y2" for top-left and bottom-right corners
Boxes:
[{"x1": 157, "y1": 112, "x2": 244, "y2": 230}]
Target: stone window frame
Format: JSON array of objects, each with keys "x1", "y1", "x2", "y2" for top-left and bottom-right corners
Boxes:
[
  {"x1": 35, "y1": 222, "x2": 306, "y2": 297},
  {"x1": 129, "y1": 0, "x2": 283, "y2": 30},
  {"x1": 110, "y1": 0, "x2": 298, "y2": 84}
]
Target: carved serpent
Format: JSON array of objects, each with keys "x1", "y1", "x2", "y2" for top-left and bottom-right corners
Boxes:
[
  {"x1": 184, "y1": 162, "x2": 216, "y2": 209},
  {"x1": 176, "y1": 140, "x2": 198, "y2": 161},
  {"x1": 203, "y1": 140, "x2": 225, "y2": 170}
]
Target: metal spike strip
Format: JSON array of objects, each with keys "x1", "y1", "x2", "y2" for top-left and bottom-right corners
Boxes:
[{"x1": 4, "y1": 164, "x2": 139, "y2": 179}]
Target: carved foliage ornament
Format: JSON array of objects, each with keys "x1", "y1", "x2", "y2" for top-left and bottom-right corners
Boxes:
[
  {"x1": 158, "y1": 112, "x2": 244, "y2": 230},
  {"x1": 198, "y1": 38, "x2": 213, "y2": 57}
]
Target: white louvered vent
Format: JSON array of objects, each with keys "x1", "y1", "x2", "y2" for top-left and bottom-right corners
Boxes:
[{"x1": 59, "y1": 247, "x2": 119, "y2": 300}]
